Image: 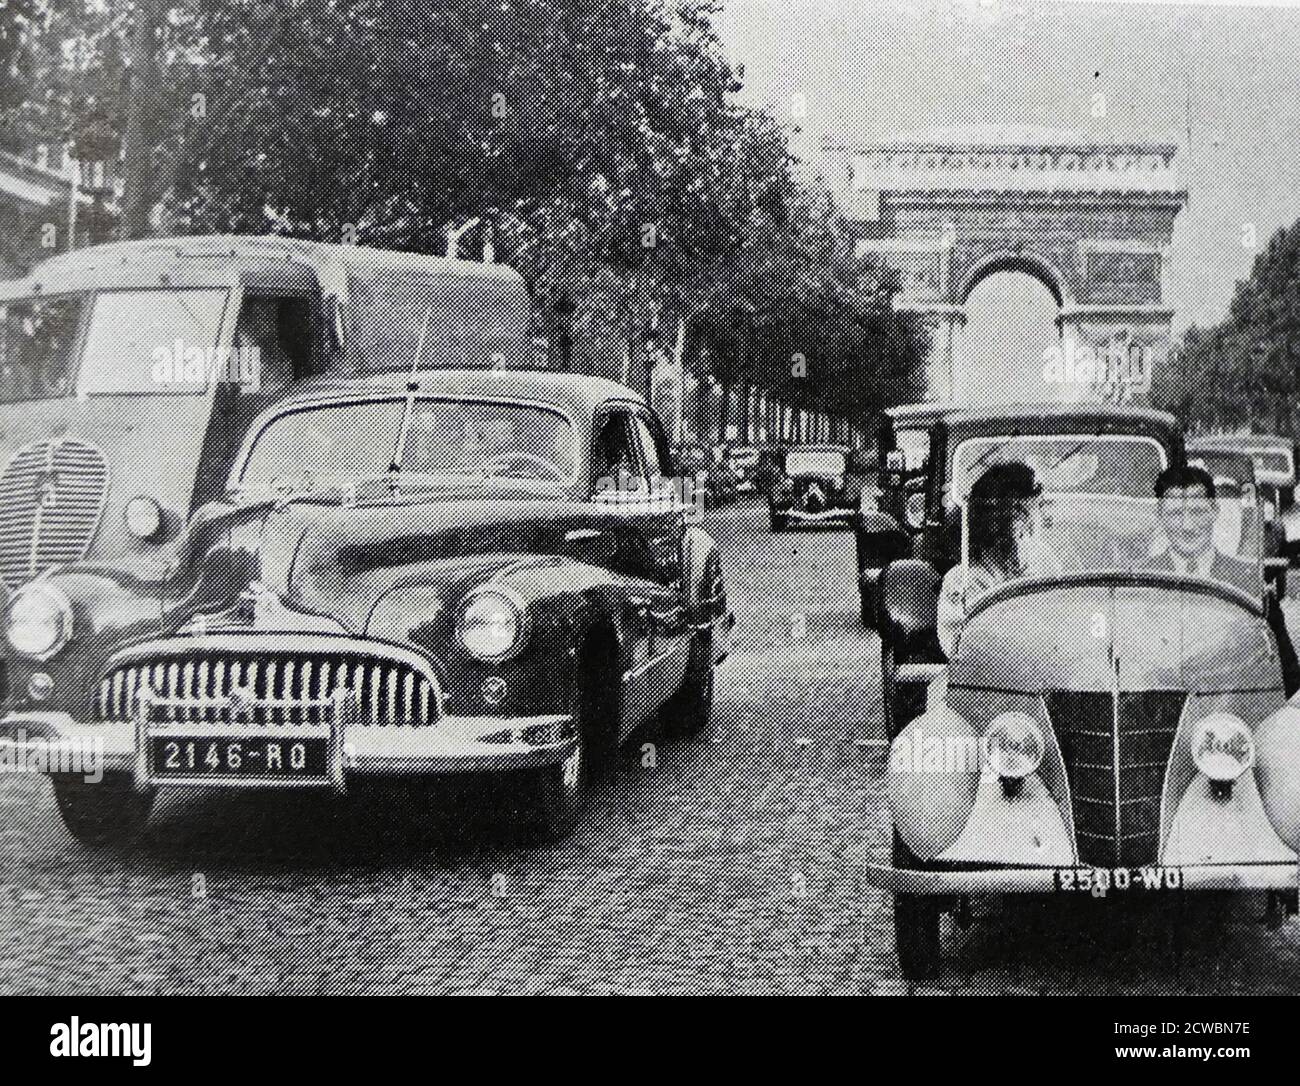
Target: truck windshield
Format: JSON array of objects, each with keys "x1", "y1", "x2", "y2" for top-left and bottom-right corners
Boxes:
[
  {"x1": 79, "y1": 289, "x2": 229, "y2": 395},
  {"x1": 0, "y1": 295, "x2": 84, "y2": 402},
  {"x1": 0, "y1": 288, "x2": 230, "y2": 402}
]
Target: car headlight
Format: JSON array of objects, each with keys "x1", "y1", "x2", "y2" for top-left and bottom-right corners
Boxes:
[
  {"x1": 4, "y1": 583, "x2": 73, "y2": 661},
  {"x1": 124, "y1": 495, "x2": 164, "y2": 540},
  {"x1": 457, "y1": 587, "x2": 527, "y2": 661},
  {"x1": 984, "y1": 711, "x2": 1045, "y2": 781},
  {"x1": 1191, "y1": 713, "x2": 1255, "y2": 783}
]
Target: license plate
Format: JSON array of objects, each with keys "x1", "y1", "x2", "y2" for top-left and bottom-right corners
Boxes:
[
  {"x1": 150, "y1": 736, "x2": 330, "y2": 781},
  {"x1": 1055, "y1": 867, "x2": 1184, "y2": 893}
]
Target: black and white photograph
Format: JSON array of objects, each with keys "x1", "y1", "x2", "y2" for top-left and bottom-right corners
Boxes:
[{"x1": 0, "y1": 0, "x2": 1299, "y2": 1062}]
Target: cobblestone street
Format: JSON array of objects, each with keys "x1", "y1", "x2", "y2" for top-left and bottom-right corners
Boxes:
[{"x1": 2, "y1": 501, "x2": 1300, "y2": 995}]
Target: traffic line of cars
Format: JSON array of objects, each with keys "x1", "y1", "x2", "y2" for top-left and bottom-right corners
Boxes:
[{"x1": 5, "y1": 234, "x2": 1300, "y2": 986}]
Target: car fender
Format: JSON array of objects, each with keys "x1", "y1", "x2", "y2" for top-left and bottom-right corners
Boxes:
[
  {"x1": 937, "y1": 772, "x2": 1075, "y2": 866},
  {"x1": 1162, "y1": 772, "x2": 1294, "y2": 866}
]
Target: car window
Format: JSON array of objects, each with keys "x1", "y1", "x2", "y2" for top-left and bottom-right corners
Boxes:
[
  {"x1": 629, "y1": 414, "x2": 664, "y2": 485},
  {"x1": 593, "y1": 411, "x2": 645, "y2": 495},
  {"x1": 952, "y1": 435, "x2": 1167, "y2": 504}
]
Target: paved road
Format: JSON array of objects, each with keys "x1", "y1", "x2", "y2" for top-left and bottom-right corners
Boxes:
[{"x1": 2, "y1": 499, "x2": 1300, "y2": 994}]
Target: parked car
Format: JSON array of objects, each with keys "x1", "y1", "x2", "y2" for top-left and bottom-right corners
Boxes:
[
  {"x1": 767, "y1": 444, "x2": 863, "y2": 530},
  {"x1": 855, "y1": 402, "x2": 1183, "y2": 628},
  {"x1": 726, "y1": 445, "x2": 761, "y2": 494},
  {"x1": 1188, "y1": 442, "x2": 1288, "y2": 595},
  {"x1": 872, "y1": 447, "x2": 1300, "y2": 981},
  {"x1": 1189, "y1": 433, "x2": 1300, "y2": 568},
  {"x1": 672, "y1": 442, "x2": 738, "y2": 507},
  {"x1": 0, "y1": 370, "x2": 733, "y2": 844}
]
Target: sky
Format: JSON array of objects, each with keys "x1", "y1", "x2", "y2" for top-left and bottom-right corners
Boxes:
[{"x1": 718, "y1": 0, "x2": 1300, "y2": 397}]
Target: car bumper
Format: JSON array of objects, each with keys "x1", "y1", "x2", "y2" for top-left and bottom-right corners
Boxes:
[
  {"x1": 865, "y1": 861, "x2": 1300, "y2": 894},
  {"x1": 779, "y1": 507, "x2": 855, "y2": 523},
  {"x1": 0, "y1": 710, "x2": 578, "y2": 789}
]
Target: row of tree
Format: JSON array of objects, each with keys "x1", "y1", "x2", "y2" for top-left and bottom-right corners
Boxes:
[
  {"x1": 1155, "y1": 220, "x2": 1300, "y2": 436},
  {"x1": 0, "y1": 0, "x2": 926, "y2": 440}
]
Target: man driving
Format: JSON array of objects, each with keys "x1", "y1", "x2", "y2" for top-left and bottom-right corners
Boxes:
[
  {"x1": 1146, "y1": 464, "x2": 1299, "y2": 695},
  {"x1": 1144, "y1": 464, "x2": 1257, "y2": 593}
]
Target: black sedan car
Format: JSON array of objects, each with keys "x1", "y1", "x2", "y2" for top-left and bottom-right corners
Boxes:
[
  {"x1": 767, "y1": 444, "x2": 863, "y2": 530},
  {"x1": 0, "y1": 370, "x2": 733, "y2": 844}
]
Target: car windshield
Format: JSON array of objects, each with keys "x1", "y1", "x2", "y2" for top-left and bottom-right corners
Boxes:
[
  {"x1": 786, "y1": 449, "x2": 846, "y2": 475},
  {"x1": 959, "y1": 492, "x2": 1264, "y2": 599},
  {"x1": 952, "y1": 434, "x2": 1166, "y2": 503},
  {"x1": 238, "y1": 397, "x2": 578, "y2": 493}
]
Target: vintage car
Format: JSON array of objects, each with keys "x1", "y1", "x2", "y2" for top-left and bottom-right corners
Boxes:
[
  {"x1": 0, "y1": 370, "x2": 732, "y2": 844},
  {"x1": 0, "y1": 235, "x2": 533, "y2": 599},
  {"x1": 1189, "y1": 433, "x2": 1300, "y2": 568},
  {"x1": 855, "y1": 403, "x2": 1183, "y2": 627},
  {"x1": 671, "y1": 442, "x2": 738, "y2": 508},
  {"x1": 870, "y1": 432, "x2": 1300, "y2": 982},
  {"x1": 1187, "y1": 443, "x2": 1288, "y2": 594},
  {"x1": 725, "y1": 444, "x2": 761, "y2": 494},
  {"x1": 767, "y1": 443, "x2": 863, "y2": 530}
]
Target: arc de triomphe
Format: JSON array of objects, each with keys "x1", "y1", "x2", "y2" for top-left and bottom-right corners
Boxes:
[{"x1": 824, "y1": 127, "x2": 1188, "y2": 403}]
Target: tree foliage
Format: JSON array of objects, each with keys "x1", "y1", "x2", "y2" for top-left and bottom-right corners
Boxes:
[{"x1": 1, "y1": 0, "x2": 926, "y2": 430}]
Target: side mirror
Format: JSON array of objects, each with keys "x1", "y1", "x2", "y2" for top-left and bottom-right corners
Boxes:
[{"x1": 879, "y1": 559, "x2": 940, "y2": 646}]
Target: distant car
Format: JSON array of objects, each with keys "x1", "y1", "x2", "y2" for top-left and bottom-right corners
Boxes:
[
  {"x1": 1188, "y1": 442, "x2": 1288, "y2": 595},
  {"x1": 672, "y1": 443, "x2": 738, "y2": 507},
  {"x1": 872, "y1": 431, "x2": 1300, "y2": 982},
  {"x1": 0, "y1": 370, "x2": 733, "y2": 845},
  {"x1": 726, "y1": 445, "x2": 761, "y2": 494},
  {"x1": 1189, "y1": 434, "x2": 1300, "y2": 567},
  {"x1": 767, "y1": 444, "x2": 862, "y2": 531}
]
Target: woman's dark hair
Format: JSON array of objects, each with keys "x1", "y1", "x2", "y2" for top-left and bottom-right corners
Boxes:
[{"x1": 967, "y1": 460, "x2": 1042, "y2": 571}]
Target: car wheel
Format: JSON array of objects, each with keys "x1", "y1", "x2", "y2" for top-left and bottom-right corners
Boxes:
[
  {"x1": 52, "y1": 775, "x2": 153, "y2": 847},
  {"x1": 526, "y1": 641, "x2": 614, "y2": 841},
  {"x1": 892, "y1": 831, "x2": 941, "y2": 982},
  {"x1": 663, "y1": 629, "x2": 715, "y2": 737},
  {"x1": 881, "y1": 639, "x2": 899, "y2": 740}
]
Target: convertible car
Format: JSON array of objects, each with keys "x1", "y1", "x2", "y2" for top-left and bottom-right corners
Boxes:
[
  {"x1": 0, "y1": 370, "x2": 732, "y2": 844},
  {"x1": 871, "y1": 439, "x2": 1300, "y2": 981}
]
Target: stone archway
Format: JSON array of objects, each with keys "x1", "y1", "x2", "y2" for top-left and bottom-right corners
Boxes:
[{"x1": 824, "y1": 126, "x2": 1188, "y2": 404}]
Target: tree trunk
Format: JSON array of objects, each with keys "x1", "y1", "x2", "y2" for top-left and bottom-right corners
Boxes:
[
  {"x1": 120, "y1": 0, "x2": 164, "y2": 240},
  {"x1": 718, "y1": 380, "x2": 732, "y2": 444}
]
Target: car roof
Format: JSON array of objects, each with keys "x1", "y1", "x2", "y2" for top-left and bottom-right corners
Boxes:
[
  {"x1": 266, "y1": 368, "x2": 644, "y2": 418},
  {"x1": 1190, "y1": 433, "x2": 1294, "y2": 450}
]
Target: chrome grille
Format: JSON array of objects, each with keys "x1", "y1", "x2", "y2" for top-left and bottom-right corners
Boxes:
[
  {"x1": 0, "y1": 438, "x2": 108, "y2": 589},
  {"x1": 1048, "y1": 691, "x2": 1184, "y2": 867},
  {"x1": 99, "y1": 648, "x2": 439, "y2": 727}
]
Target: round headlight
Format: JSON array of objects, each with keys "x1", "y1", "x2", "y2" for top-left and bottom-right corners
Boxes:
[
  {"x1": 124, "y1": 495, "x2": 163, "y2": 540},
  {"x1": 1191, "y1": 713, "x2": 1255, "y2": 783},
  {"x1": 984, "y1": 711, "x2": 1045, "y2": 780},
  {"x1": 458, "y1": 588, "x2": 526, "y2": 661},
  {"x1": 4, "y1": 583, "x2": 73, "y2": 660}
]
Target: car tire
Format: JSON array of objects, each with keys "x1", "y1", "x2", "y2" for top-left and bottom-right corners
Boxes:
[
  {"x1": 891, "y1": 832, "x2": 941, "y2": 982},
  {"x1": 662, "y1": 629, "x2": 715, "y2": 737},
  {"x1": 526, "y1": 640, "x2": 615, "y2": 842},
  {"x1": 52, "y1": 775, "x2": 153, "y2": 847}
]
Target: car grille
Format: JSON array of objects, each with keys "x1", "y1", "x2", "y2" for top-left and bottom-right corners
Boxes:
[
  {"x1": 1046, "y1": 691, "x2": 1184, "y2": 866},
  {"x1": 0, "y1": 438, "x2": 107, "y2": 590},
  {"x1": 99, "y1": 648, "x2": 440, "y2": 727}
]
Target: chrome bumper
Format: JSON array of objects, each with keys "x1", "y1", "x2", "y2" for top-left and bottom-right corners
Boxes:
[
  {"x1": 0, "y1": 710, "x2": 578, "y2": 790},
  {"x1": 783, "y1": 507, "x2": 855, "y2": 523},
  {"x1": 866, "y1": 861, "x2": 1300, "y2": 894}
]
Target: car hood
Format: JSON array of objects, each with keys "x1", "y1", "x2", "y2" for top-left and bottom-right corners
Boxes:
[{"x1": 951, "y1": 574, "x2": 1279, "y2": 694}]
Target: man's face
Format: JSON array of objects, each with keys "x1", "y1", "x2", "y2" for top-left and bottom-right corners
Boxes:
[{"x1": 1159, "y1": 484, "x2": 1217, "y2": 559}]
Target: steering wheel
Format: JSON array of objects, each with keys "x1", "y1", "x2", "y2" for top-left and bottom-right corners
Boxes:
[{"x1": 484, "y1": 452, "x2": 567, "y2": 482}]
